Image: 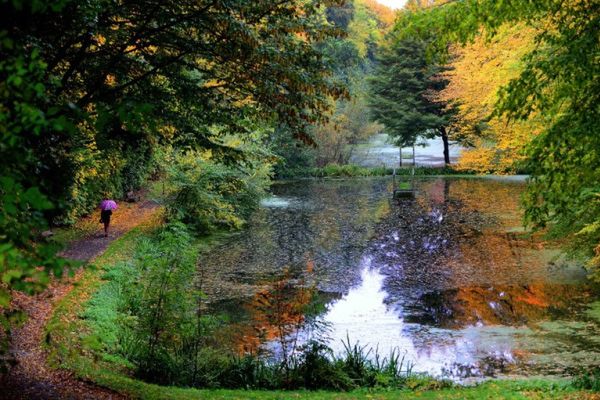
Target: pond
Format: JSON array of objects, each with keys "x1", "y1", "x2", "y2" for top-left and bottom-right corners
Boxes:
[{"x1": 198, "y1": 177, "x2": 600, "y2": 382}]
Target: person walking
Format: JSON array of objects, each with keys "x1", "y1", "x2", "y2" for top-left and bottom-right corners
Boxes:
[{"x1": 99, "y1": 197, "x2": 118, "y2": 237}]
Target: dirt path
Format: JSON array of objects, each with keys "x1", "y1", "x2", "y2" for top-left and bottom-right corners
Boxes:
[{"x1": 0, "y1": 199, "x2": 161, "y2": 400}]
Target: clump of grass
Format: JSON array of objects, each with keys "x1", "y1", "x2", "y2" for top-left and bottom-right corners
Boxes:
[
  {"x1": 573, "y1": 367, "x2": 600, "y2": 391},
  {"x1": 158, "y1": 338, "x2": 441, "y2": 391}
]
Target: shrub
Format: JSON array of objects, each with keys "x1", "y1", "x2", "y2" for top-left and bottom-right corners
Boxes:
[
  {"x1": 573, "y1": 367, "x2": 600, "y2": 391},
  {"x1": 123, "y1": 223, "x2": 200, "y2": 383},
  {"x1": 165, "y1": 151, "x2": 271, "y2": 234}
]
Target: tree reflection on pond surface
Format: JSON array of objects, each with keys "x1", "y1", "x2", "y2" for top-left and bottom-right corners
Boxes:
[{"x1": 201, "y1": 177, "x2": 600, "y2": 381}]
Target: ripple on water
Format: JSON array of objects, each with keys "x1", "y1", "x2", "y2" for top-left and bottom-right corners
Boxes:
[{"x1": 201, "y1": 177, "x2": 600, "y2": 381}]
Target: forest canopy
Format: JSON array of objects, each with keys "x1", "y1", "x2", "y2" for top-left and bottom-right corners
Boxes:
[{"x1": 0, "y1": 0, "x2": 348, "y2": 348}]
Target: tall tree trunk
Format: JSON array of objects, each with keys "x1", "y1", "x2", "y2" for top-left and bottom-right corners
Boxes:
[
  {"x1": 412, "y1": 145, "x2": 416, "y2": 167},
  {"x1": 440, "y1": 127, "x2": 450, "y2": 165},
  {"x1": 399, "y1": 146, "x2": 403, "y2": 167}
]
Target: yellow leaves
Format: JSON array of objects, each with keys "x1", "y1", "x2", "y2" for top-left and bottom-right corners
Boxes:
[
  {"x1": 201, "y1": 79, "x2": 223, "y2": 88},
  {"x1": 591, "y1": 241, "x2": 600, "y2": 271},
  {"x1": 232, "y1": 96, "x2": 256, "y2": 108},
  {"x1": 104, "y1": 74, "x2": 117, "y2": 87},
  {"x1": 223, "y1": 136, "x2": 242, "y2": 148},
  {"x1": 95, "y1": 34, "x2": 106, "y2": 46},
  {"x1": 360, "y1": 0, "x2": 396, "y2": 28},
  {"x1": 158, "y1": 125, "x2": 176, "y2": 140},
  {"x1": 440, "y1": 23, "x2": 542, "y2": 173}
]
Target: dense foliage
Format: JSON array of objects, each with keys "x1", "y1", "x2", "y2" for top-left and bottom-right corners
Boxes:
[
  {"x1": 273, "y1": 0, "x2": 392, "y2": 175},
  {"x1": 0, "y1": 0, "x2": 346, "y2": 364},
  {"x1": 165, "y1": 144, "x2": 272, "y2": 234},
  {"x1": 369, "y1": 36, "x2": 455, "y2": 164},
  {"x1": 439, "y1": 24, "x2": 541, "y2": 173},
  {"x1": 392, "y1": 0, "x2": 600, "y2": 272}
]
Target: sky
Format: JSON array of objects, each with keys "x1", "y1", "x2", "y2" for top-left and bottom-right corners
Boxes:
[{"x1": 375, "y1": 0, "x2": 408, "y2": 9}]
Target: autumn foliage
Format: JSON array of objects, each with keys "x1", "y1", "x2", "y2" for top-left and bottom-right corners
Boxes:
[{"x1": 440, "y1": 24, "x2": 542, "y2": 173}]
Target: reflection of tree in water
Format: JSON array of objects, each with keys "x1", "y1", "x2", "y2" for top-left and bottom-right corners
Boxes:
[
  {"x1": 414, "y1": 284, "x2": 589, "y2": 328},
  {"x1": 370, "y1": 178, "x2": 591, "y2": 329},
  {"x1": 218, "y1": 264, "x2": 339, "y2": 357},
  {"x1": 199, "y1": 179, "x2": 393, "y2": 301}
]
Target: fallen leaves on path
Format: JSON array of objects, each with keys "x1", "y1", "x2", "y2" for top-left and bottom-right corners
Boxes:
[{"x1": 0, "y1": 197, "x2": 161, "y2": 399}]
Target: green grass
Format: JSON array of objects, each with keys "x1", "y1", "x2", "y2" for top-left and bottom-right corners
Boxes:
[
  {"x1": 45, "y1": 222, "x2": 159, "y2": 371},
  {"x1": 27, "y1": 364, "x2": 589, "y2": 400}
]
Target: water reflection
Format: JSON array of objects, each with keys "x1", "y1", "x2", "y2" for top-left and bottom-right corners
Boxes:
[{"x1": 200, "y1": 177, "x2": 600, "y2": 380}]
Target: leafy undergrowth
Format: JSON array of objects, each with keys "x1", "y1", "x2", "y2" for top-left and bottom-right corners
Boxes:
[
  {"x1": 44, "y1": 213, "x2": 594, "y2": 399},
  {"x1": 45, "y1": 212, "x2": 163, "y2": 367}
]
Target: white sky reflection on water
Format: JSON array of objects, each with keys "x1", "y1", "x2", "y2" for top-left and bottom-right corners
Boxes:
[
  {"x1": 320, "y1": 255, "x2": 515, "y2": 378},
  {"x1": 260, "y1": 196, "x2": 292, "y2": 208}
]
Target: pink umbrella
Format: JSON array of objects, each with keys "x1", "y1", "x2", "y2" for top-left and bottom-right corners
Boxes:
[{"x1": 100, "y1": 199, "x2": 118, "y2": 211}]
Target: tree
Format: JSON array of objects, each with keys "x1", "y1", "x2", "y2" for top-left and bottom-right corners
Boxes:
[
  {"x1": 0, "y1": 0, "x2": 346, "y2": 364},
  {"x1": 326, "y1": 2, "x2": 355, "y2": 30},
  {"x1": 274, "y1": 0, "x2": 393, "y2": 174},
  {"x1": 369, "y1": 37, "x2": 455, "y2": 165},
  {"x1": 348, "y1": 0, "x2": 396, "y2": 62},
  {"x1": 438, "y1": 24, "x2": 542, "y2": 173},
  {"x1": 393, "y1": 0, "x2": 600, "y2": 273}
]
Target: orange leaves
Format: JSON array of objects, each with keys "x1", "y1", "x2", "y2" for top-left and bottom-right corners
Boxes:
[{"x1": 232, "y1": 268, "x2": 316, "y2": 356}]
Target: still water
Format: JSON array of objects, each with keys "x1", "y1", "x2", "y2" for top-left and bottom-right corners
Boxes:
[{"x1": 199, "y1": 177, "x2": 600, "y2": 381}]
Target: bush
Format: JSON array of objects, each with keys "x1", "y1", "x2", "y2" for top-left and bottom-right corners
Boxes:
[
  {"x1": 122, "y1": 223, "x2": 201, "y2": 383},
  {"x1": 165, "y1": 150, "x2": 271, "y2": 234},
  {"x1": 294, "y1": 341, "x2": 354, "y2": 390}
]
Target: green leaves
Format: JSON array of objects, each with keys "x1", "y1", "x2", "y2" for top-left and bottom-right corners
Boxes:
[
  {"x1": 369, "y1": 36, "x2": 455, "y2": 149},
  {"x1": 393, "y1": 0, "x2": 600, "y2": 275},
  {"x1": 119, "y1": 222, "x2": 203, "y2": 383},
  {"x1": 165, "y1": 147, "x2": 272, "y2": 234}
]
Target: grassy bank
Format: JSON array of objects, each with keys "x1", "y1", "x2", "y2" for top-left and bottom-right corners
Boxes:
[
  {"x1": 46, "y1": 218, "x2": 443, "y2": 392},
  {"x1": 43, "y1": 212, "x2": 597, "y2": 399},
  {"x1": 276, "y1": 164, "x2": 469, "y2": 179}
]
